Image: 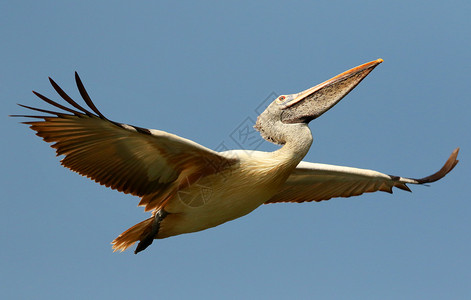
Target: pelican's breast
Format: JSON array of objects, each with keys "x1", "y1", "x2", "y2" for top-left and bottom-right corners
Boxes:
[{"x1": 160, "y1": 150, "x2": 296, "y2": 238}]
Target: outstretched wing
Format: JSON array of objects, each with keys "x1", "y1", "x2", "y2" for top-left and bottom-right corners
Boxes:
[
  {"x1": 13, "y1": 73, "x2": 237, "y2": 210},
  {"x1": 265, "y1": 148, "x2": 459, "y2": 204}
]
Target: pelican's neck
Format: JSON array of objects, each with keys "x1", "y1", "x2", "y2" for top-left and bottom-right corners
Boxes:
[
  {"x1": 272, "y1": 123, "x2": 313, "y2": 166},
  {"x1": 255, "y1": 109, "x2": 313, "y2": 167}
]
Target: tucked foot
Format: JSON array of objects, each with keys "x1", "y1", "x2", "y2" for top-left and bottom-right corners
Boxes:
[{"x1": 134, "y1": 210, "x2": 168, "y2": 254}]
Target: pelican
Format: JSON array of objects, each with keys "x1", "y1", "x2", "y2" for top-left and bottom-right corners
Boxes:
[{"x1": 13, "y1": 59, "x2": 459, "y2": 254}]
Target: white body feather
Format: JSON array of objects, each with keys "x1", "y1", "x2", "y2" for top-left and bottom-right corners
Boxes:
[{"x1": 160, "y1": 150, "x2": 297, "y2": 238}]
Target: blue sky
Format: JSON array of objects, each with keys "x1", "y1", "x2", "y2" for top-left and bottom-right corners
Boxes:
[{"x1": 1, "y1": 1, "x2": 470, "y2": 299}]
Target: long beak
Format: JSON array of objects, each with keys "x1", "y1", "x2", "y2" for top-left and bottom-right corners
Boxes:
[{"x1": 281, "y1": 58, "x2": 383, "y2": 123}]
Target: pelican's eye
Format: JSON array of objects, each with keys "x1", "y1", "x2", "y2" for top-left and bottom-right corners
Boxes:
[{"x1": 277, "y1": 95, "x2": 293, "y2": 106}]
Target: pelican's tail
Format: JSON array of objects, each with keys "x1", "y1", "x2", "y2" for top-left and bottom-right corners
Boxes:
[{"x1": 112, "y1": 217, "x2": 155, "y2": 253}]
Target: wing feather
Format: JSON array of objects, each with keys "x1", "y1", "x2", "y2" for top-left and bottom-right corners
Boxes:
[
  {"x1": 265, "y1": 148, "x2": 459, "y2": 204},
  {"x1": 13, "y1": 73, "x2": 237, "y2": 210}
]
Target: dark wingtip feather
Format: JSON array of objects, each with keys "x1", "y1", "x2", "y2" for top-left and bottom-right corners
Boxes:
[
  {"x1": 415, "y1": 147, "x2": 460, "y2": 184},
  {"x1": 10, "y1": 115, "x2": 52, "y2": 119},
  {"x1": 16, "y1": 103, "x2": 67, "y2": 117},
  {"x1": 48, "y1": 76, "x2": 93, "y2": 116},
  {"x1": 74, "y1": 72, "x2": 107, "y2": 119},
  {"x1": 32, "y1": 90, "x2": 82, "y2": 116},
  {"x1": 396, "y1": 183, "x2": 412, "y2": 192}
]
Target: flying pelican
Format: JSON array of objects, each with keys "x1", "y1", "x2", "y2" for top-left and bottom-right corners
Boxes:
[{"x1": 13, "y1": 59, "x2": 459, "y2": 254}]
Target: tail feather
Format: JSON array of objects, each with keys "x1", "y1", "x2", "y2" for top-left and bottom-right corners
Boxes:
[{"x1": 112, "y1": 217, "x2": 154, "y2": 252}]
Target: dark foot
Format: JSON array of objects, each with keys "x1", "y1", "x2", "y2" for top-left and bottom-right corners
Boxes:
[{"x1": 134, "y1": 210, "x2": 168, "y2": 254}]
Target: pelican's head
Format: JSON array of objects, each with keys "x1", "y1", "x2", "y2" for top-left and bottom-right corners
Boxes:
[{"x1": 255, "y1": 59, "x2": 383, "y2": 145}]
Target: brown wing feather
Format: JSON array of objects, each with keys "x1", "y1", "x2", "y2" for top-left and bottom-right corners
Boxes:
[
  {"x1": 265, "y1": 148, "x2": 459, "y2": 204},
  {"x1": 13, "y1": 73, "x2": 237, "y2": 210}
]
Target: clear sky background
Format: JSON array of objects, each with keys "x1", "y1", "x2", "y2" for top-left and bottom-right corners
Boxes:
[{"x1": 1, "y1": 1, "x2": 470, "y2": 299}]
